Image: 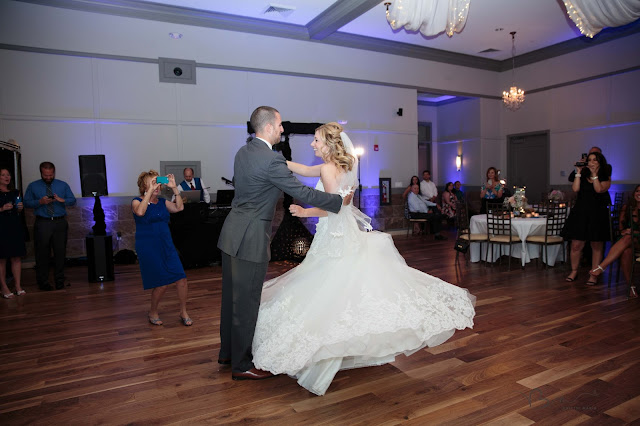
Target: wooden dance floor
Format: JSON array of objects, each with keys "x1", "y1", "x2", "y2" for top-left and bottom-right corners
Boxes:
[{"x1": 1, "y1": 231, "x2": 639, "y2": 424}]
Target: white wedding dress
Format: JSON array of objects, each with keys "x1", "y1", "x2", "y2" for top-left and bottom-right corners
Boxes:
[{"x1": 252, "y1": 169, "x2": 476, "y2": 396}]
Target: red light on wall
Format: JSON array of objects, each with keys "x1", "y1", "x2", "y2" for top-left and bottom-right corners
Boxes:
[{"x1": 374, "y1": 145, "x2": 379, "y2": 151}]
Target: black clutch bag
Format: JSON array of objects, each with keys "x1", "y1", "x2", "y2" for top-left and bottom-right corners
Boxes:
[{"x1": 454, "y1": 238, "x2": 470, "y2": 253}]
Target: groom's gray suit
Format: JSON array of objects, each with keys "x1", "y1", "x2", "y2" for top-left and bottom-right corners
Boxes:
[{"x1": 217, "y1": 137, "x2": 342, "y2": 373}]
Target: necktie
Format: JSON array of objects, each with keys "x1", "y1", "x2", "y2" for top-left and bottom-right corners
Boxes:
[
  {"x1": 46, "y1": 183, "x2": 55, "y2": 217},
  {"x1": 190, "y1": 183, "x2": 195, "y2": 190}
]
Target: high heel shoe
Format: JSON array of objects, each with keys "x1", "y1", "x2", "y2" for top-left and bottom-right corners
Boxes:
[
  {"x1": 629, "y1": 286, "x2": 638, "y2": 299},
  {"x1": 565, "y1": 270, "x2": 578, "y2": 282},
  {"x1": 589, "y1": 265, "x2": 605, "y2": 276}
]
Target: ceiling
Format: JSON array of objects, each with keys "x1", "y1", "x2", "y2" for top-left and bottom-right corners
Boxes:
[{"x1": 131, "y1": 0, "x2": 582, "y2": 61}]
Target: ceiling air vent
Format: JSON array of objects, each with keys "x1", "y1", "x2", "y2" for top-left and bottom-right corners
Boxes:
[
  {"x1": 478, "y1": 48, "x2": 500, "y2": 54},
  {"x1": 263, "y1": 3, "x2": 296, "y2": 18}
]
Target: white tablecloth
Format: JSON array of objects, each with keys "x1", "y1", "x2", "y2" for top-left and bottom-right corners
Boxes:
[{"x1": 469, "y1": 214, "x2": 566, "y2": 267}]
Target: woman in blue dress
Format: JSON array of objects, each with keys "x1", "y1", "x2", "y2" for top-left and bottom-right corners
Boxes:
[{"x1": 132, "y1": 170, "x2": 192, "y2": 326}]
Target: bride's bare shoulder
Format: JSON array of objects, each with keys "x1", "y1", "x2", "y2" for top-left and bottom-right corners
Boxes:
[{"x1": 320, "y1": 162, "x2": 340, "y2": 177}]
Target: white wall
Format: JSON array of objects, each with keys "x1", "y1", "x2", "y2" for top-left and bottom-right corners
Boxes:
[
  {"x1": 2, "y1": 1, "x2": 639, "y2": 196},
  {"x1": 0, "y1": 47, "x2": 418, "y2": 194},
  {"x1": 427, "y1": 41, "x2": 640, "y2": 189},
  {"x1": 501, "y1": 68, "x2": 640, "y2": 186}
]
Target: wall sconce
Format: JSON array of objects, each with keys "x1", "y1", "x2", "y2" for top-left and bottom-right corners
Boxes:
[{"x1": 456, "y1": 155, "x2": 462, "y2": 171}]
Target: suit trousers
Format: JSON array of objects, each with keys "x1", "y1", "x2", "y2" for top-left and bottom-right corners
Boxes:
[
  {"x1": 410, "y1": 211, "x2": 443, "y2": 234},
  {"x1": 34, "y1": 217, "x2": 68, "y2": 286},
  {"x1": 219, "y1": 252, "x2": 269, "y2": 373}
]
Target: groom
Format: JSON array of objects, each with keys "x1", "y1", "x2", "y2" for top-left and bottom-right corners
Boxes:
[{"x1": 217, "y1": 106, "x2": 350, "y2": 380}]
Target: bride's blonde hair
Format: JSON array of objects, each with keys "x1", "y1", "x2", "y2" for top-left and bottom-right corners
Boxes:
[{"x1": 315, "y1": 122, "x2": 355, "y2": 172}]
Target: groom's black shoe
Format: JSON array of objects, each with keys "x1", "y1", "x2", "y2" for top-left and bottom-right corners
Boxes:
[
  {"x1": 232, "y1": 368, "x2": 274, "y2": 381},
  {"x1": 218, "y1": 357, "x2": 231, "y2": 365}
]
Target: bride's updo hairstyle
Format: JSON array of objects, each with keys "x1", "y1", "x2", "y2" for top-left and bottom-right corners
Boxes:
[{"x1": 315, "y1": 122, "x2": 355, "y2": 172}]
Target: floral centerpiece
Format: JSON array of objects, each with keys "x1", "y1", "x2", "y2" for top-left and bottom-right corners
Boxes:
[
  {"x1": 548, "y1": 189, "x2": 565, "y2": 202},
  {"x1": 504, "y1": 186, "x2": 527, "y2": 214}
]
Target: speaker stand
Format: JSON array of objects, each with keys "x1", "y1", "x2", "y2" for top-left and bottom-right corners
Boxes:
[{"x1": 86, "y1": 234, "x2": 114, "y2": 282}]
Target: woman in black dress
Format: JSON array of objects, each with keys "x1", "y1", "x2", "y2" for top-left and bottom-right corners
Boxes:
[
  {"x1": 0, "y1": 168, "x2": 26, "y2": 298},
  {"x1": 561, "y1": 152, "x2": 611, "y2": 285}
]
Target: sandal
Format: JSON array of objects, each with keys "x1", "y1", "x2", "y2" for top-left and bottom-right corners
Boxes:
[
  {"x1": 16, "y1": 290, "x2": 26, "y2": 296},
  {"x1": 180, "y1": 316, "x2": 193, "y2": 327},
  {"x1": 148, "y1": 316, "x2": 163, "y2": 326},
  {"x1": 565, "y1": 270, "x2": 578, "y2": 282},
  {"x1": 2, "y1": 293, "x2": 15, "y2": 299},
  {"x1": 589, "y1": 265, "x2": 604, "y2": 276},
  {"x1": 585, "y1": 276, "x2": 599, "y2": 286}
]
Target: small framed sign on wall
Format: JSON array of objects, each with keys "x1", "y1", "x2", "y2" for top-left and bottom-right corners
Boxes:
[{"x1": 379, "y1": 178, "x2": 391, "y2": 205}]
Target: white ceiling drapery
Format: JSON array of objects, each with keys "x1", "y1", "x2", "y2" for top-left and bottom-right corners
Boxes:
[
  {"x1": 563, "y1": 0, "x2": 640, "y2": 37},
  {"x1": 386, "y1": 0, "x2": 471, "y2": 37}
]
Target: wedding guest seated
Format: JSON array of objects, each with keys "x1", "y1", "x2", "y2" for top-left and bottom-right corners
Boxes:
[
  {"x1": 420, "y1": 170, "x2": 437, "y2": 203},
  {"x1": 407, "y1": 184, "x2": 446, "y2": 240},
  {"x1": 441, "y1": 182, "x2": 457, "y2": 220},
  {"x1": 402, "y1": 175, "x2": 420, "y2": 200},
  {"x1": 589, "y1": 184, "x2": 640, "y2": 298},
  {"x1": 453, "y1": 181, "x2": 464, "y2": 203}
]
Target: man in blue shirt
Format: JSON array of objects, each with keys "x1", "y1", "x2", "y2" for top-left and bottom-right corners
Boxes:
[{"x1": 24, "y1": 162, "x2": 76, "y2": 291}]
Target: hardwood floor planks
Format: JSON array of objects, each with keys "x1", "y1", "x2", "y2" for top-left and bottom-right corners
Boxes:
[{"x1": 1, "y1": 230, "x2": 638, "y2": 424}]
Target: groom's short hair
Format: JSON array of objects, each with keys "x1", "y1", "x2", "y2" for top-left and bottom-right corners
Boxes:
[{"x1": 250, "y1": 106, "x2": 279, "y2": 134}]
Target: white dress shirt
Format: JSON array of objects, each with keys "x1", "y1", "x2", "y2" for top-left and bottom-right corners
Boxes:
[
  {"x1": 420, "y1": 180, "x2": 437, "y2": 200},
  {"x1": 408, "y1": 192, "x2": 437, "y2": 213},
  {"x1": 176, "y1": 178, "x2": 211, "y2": 203}
]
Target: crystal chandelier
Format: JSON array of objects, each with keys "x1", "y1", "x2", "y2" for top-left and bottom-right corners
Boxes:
[{"x1": 502, "y1": 31, "x2": 525, "y2": 111}]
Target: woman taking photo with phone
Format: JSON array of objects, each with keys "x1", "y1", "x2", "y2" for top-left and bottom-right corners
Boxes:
[
  {"x1": 480, "y1": 167, "x2": 503, "y2": 214},
  {"x1": 561, "y1": 152, "x2": 611, "y2": 285},
  {"x1": 132, "y1": 170, "x2": 192, "y2": 326}
]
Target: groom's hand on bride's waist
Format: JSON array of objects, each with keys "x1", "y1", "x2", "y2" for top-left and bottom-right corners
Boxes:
[{"x1": 341, "y1": 191, "x2": 354, "y2": 206}]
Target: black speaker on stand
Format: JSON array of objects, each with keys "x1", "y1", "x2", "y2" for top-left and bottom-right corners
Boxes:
[
  {"x1": 79, "y1": 155, "x2": 108, "y2": 197},
  {"x1": 79, "y1": 155, "x2": 113, "y2": 282}
]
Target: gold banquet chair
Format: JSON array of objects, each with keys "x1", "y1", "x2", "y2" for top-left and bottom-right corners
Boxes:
[
  {"x1": 525, "y1": 203, "x2": 568, "y2": 268},
  {"x1": 454, "y1": 201, "x2": 486, "y2": 264},
  {"x1": 486, "y1": 203, "x2": 521, "y2": 270},
  {"x1": 404, "y1": 200, "x2": 430, "y2": 238}
]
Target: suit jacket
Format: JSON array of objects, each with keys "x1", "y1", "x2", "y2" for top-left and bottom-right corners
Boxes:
[{"x1": 217, "y1": 138, "x2": 343, "y2": 263}]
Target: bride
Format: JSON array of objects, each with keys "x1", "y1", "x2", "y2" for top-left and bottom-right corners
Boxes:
[{"x1": 251, "y1": 122, "x2": 476, "y2": 396}]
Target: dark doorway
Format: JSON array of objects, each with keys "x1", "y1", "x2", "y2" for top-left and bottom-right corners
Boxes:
[{"x1": 507, "y1": 131, "x2": 549, "y2": 203}]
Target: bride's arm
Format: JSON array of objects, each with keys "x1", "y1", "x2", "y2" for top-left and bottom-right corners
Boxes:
[
  {"x1": 289, "y1": 164, "x2": 341, "y2": 218},
  {"x1": 286, "y1": 161, "x2": 322, "y2": 177}
]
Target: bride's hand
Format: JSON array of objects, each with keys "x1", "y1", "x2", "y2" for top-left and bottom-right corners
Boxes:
[
  {"x1": 342, "y1": 191, "x2": 354, "y2": 206},
  {"x1": 289, "y1": 204, "x2": 306, "y2": 217}
]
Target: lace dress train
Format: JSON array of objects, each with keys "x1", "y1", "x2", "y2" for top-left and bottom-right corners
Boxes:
[{"x1": 252, "y1": 179, "x2": 475, "y2": 395}]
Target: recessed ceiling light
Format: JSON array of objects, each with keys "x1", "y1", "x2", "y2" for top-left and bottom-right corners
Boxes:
[{"x1": 169, "y1": 32, "x2": 183, "y2": 39}]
